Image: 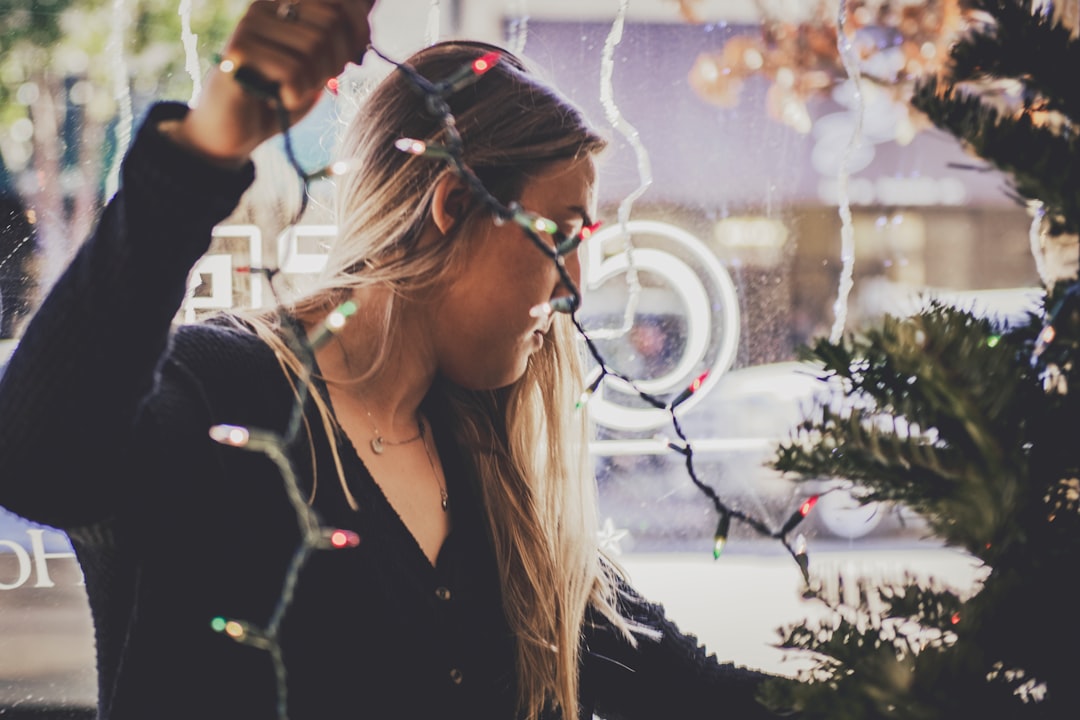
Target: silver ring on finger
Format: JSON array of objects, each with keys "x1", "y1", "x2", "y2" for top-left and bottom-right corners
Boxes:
[{"x1": 276, "y1": 0, "x2": 299, "y2": 22}]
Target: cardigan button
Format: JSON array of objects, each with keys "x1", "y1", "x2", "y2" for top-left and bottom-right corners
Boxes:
[
  {"x1": 435, "y1": 586, "x2": 452, "y2": 601},
  {"x1": 449, "y1": 668, "x2": 464, "y2": 685}
]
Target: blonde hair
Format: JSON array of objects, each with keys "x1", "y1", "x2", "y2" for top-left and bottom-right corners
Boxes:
[{"x1": 240, "y1": 42, "x2": 636, "y2": 718}]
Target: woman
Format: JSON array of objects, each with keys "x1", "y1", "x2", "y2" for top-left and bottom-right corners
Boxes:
[{"x1": 0, "y1": 1, "x2": 785, "y2": 718}]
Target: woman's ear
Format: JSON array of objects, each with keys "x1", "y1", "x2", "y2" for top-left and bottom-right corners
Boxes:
[{"x1": 431, "y1": 173, "x2": 472, "y2": 235}]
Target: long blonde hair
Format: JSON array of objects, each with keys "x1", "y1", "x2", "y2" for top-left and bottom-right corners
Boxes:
[{"x1": 243, "y1": 42, "x2": 635, "y2": 718}]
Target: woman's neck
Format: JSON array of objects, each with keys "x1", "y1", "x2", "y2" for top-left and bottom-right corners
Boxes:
[{"x1": 310, "y1": 287, "x2": 436, "y2": 437}]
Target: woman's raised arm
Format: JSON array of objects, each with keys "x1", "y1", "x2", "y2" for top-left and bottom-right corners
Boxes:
[{"x1": 0, "y1": 0, "x2": 373, "y2": 529}]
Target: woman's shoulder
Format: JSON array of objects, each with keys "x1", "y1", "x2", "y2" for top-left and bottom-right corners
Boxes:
[
  {"x1": 142, "y1": 314, "x2": 303, "y2": 434},
  {"x1": 169, "y1": 314, "x2": 272, "y2": 363},
  {"x1": 162, "y1": 314, "x2": 287, "y2": 396}
]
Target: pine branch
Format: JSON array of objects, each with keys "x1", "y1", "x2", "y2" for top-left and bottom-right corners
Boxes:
[
  {"x1": 774, "y1": 303, "x2": 1048, "y2": 556},
  {"x1": 759, "y1": 574, "x2": 981, "y2": 720},
  {"x1": 768, "y1": 292, "x2": 1080, "y2": 716},
  {"x1": 948, "y1": 1, "x2": 1080, "y2": 123},
  {"x1": 769, "y1": 6, "x2": 1080, "y2": 715},
  {"x1": 912, "y1": 76, "x2": 1080, "y2": 234},
  {"x1": 778, "y1": 405, "x2": 1012, "y2": 554},
  {"x1": 910, "y1": 0, "x2": 1080, "y2": 233}
]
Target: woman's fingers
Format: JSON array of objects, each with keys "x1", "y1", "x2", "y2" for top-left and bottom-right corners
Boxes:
[
  {"x1": 224, "y1": 0, "x2": 372, "y2": 112},
  {"x1": 171, "y1": 0, "x2": 374, "y2": 163}
]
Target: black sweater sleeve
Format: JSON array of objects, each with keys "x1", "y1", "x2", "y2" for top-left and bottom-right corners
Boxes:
[
  {"x1": 0, "y1": 102, "x2": 254, "y2": 529},
  {"x1": 582, "y1": 580, "x2": 790, "y2": 720}
]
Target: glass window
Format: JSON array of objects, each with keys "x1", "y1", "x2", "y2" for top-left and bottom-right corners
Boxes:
[{"x1": 1, "y1": 0, "x2": 1055, "y2": 714}]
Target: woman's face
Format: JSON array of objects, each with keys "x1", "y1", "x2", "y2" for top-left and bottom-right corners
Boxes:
[{"x1": 431, "y1": 156, "x2": 597, "y2": 390}]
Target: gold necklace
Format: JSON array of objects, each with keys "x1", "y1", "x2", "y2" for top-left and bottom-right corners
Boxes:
[
  {"x1": 418, "y1": 420, "x2": 449, "y2": 512},
  {"x1": 359, "y1": 404, "x2": 448, "y2": 511},
  {"x1": 360, "y1": 406, "x2": 423, "y2": 455}
]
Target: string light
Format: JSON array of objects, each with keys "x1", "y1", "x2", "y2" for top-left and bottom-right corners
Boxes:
[
  {"x1": 713, "y1": 512, "x2": 731, "y2": 559},
  {"x1": 208, "y1": 423, "x2": 251, "y2": 448},
  {"x1": 216, "y1": 53, "x2": 359, "y2": 228},
  {"x1": 305, "y1": 159, "x2": 357, "y2": 183},
  {"x1": 520, "y1": 213, "x2": 558, "y2": 236},
  {"x1": 532, "y1": 216, "x2": 558, "y2": 234},
  {"x1": 548, "y1": 297, "x2": 577, "y2": 315},
  {"x1": 576, "y1": 372, "x2": 606, "y2": 410},
  {"x1": 554, "y1": 236, "x2": 581, "y2": 256},
  {"x1": 211, "y1": 617, "x2": 273, "y2": 649},
  {"x1": 1034, "y1": 324, "x2": 1057, "y2": 358},
  {"x1": 1031, "y1": 282, "x2": 1080, "y2": 362},
  {"x1": 668, "y1": 370, "x2": 709, "y2": 410},
  {"x1": 794, "y1": 533, "x2": 809, "y2": 581},
  {"x1": 394, "y1": 137, "x2": 454, "y2": 159},
  {"x1": 780, "y1": 494, "x2": 820, "y2": 536},
  {"x1": 307, "y1": 300, "x2": 358, "y2": 351},
  {"x1": 471, "y1": 51, "x2": 501, "y2": 75},
  {"x1": 223, "y1": 619, "x2": 247, "y2": 640},
  {"x1": 438, "y1": 50, "x2": 503, "y2": 94},
  {"x1": 555, "y1": 222, "x2": 601, "y2": 257},
  {"x1": 320, "y1": 528, "x2": 362, "y2": 549}
]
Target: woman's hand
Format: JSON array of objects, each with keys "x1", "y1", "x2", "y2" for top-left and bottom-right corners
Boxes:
[{"x1": 164, "y1": 0, "x2": 375, "y2": 165}]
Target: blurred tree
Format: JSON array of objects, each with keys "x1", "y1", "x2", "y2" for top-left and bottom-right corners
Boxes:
[
  {"x1": 0, "y1": 151, "x2": 37, "y2": 338},
  {"x1": 0, "y1": 0, "x2": 245, "y2": 301}
]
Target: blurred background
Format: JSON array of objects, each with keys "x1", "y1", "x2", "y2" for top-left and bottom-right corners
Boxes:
[{"x1": 2, "y1": 0, "x2": 1067, "y2": 715}]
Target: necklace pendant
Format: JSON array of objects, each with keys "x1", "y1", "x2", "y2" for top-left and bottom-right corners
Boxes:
[{"x1": 371, "y1": 436, "x2": 385, "y2": 454}]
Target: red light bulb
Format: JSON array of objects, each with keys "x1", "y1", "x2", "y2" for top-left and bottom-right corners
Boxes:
[
  {"x1": 329, "y1": 529, "x2": 361, "y2": 548},
  {"x1": 472, "y1": 51, "x2": 501, "y2": 75}
]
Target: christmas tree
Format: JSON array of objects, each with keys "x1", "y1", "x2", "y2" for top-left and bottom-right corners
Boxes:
[{"x1": 758, "y1": 2, "x2": 1080, "y2": 718}]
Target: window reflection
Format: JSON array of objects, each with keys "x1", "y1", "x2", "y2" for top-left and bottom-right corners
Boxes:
[{"x1": 0, "y1": 0, "x2": 1040, "y2": 711}]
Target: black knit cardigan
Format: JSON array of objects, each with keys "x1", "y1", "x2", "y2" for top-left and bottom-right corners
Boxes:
[{"x1": 0, "y1": 103, "x2": 782, "y2": 720}]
